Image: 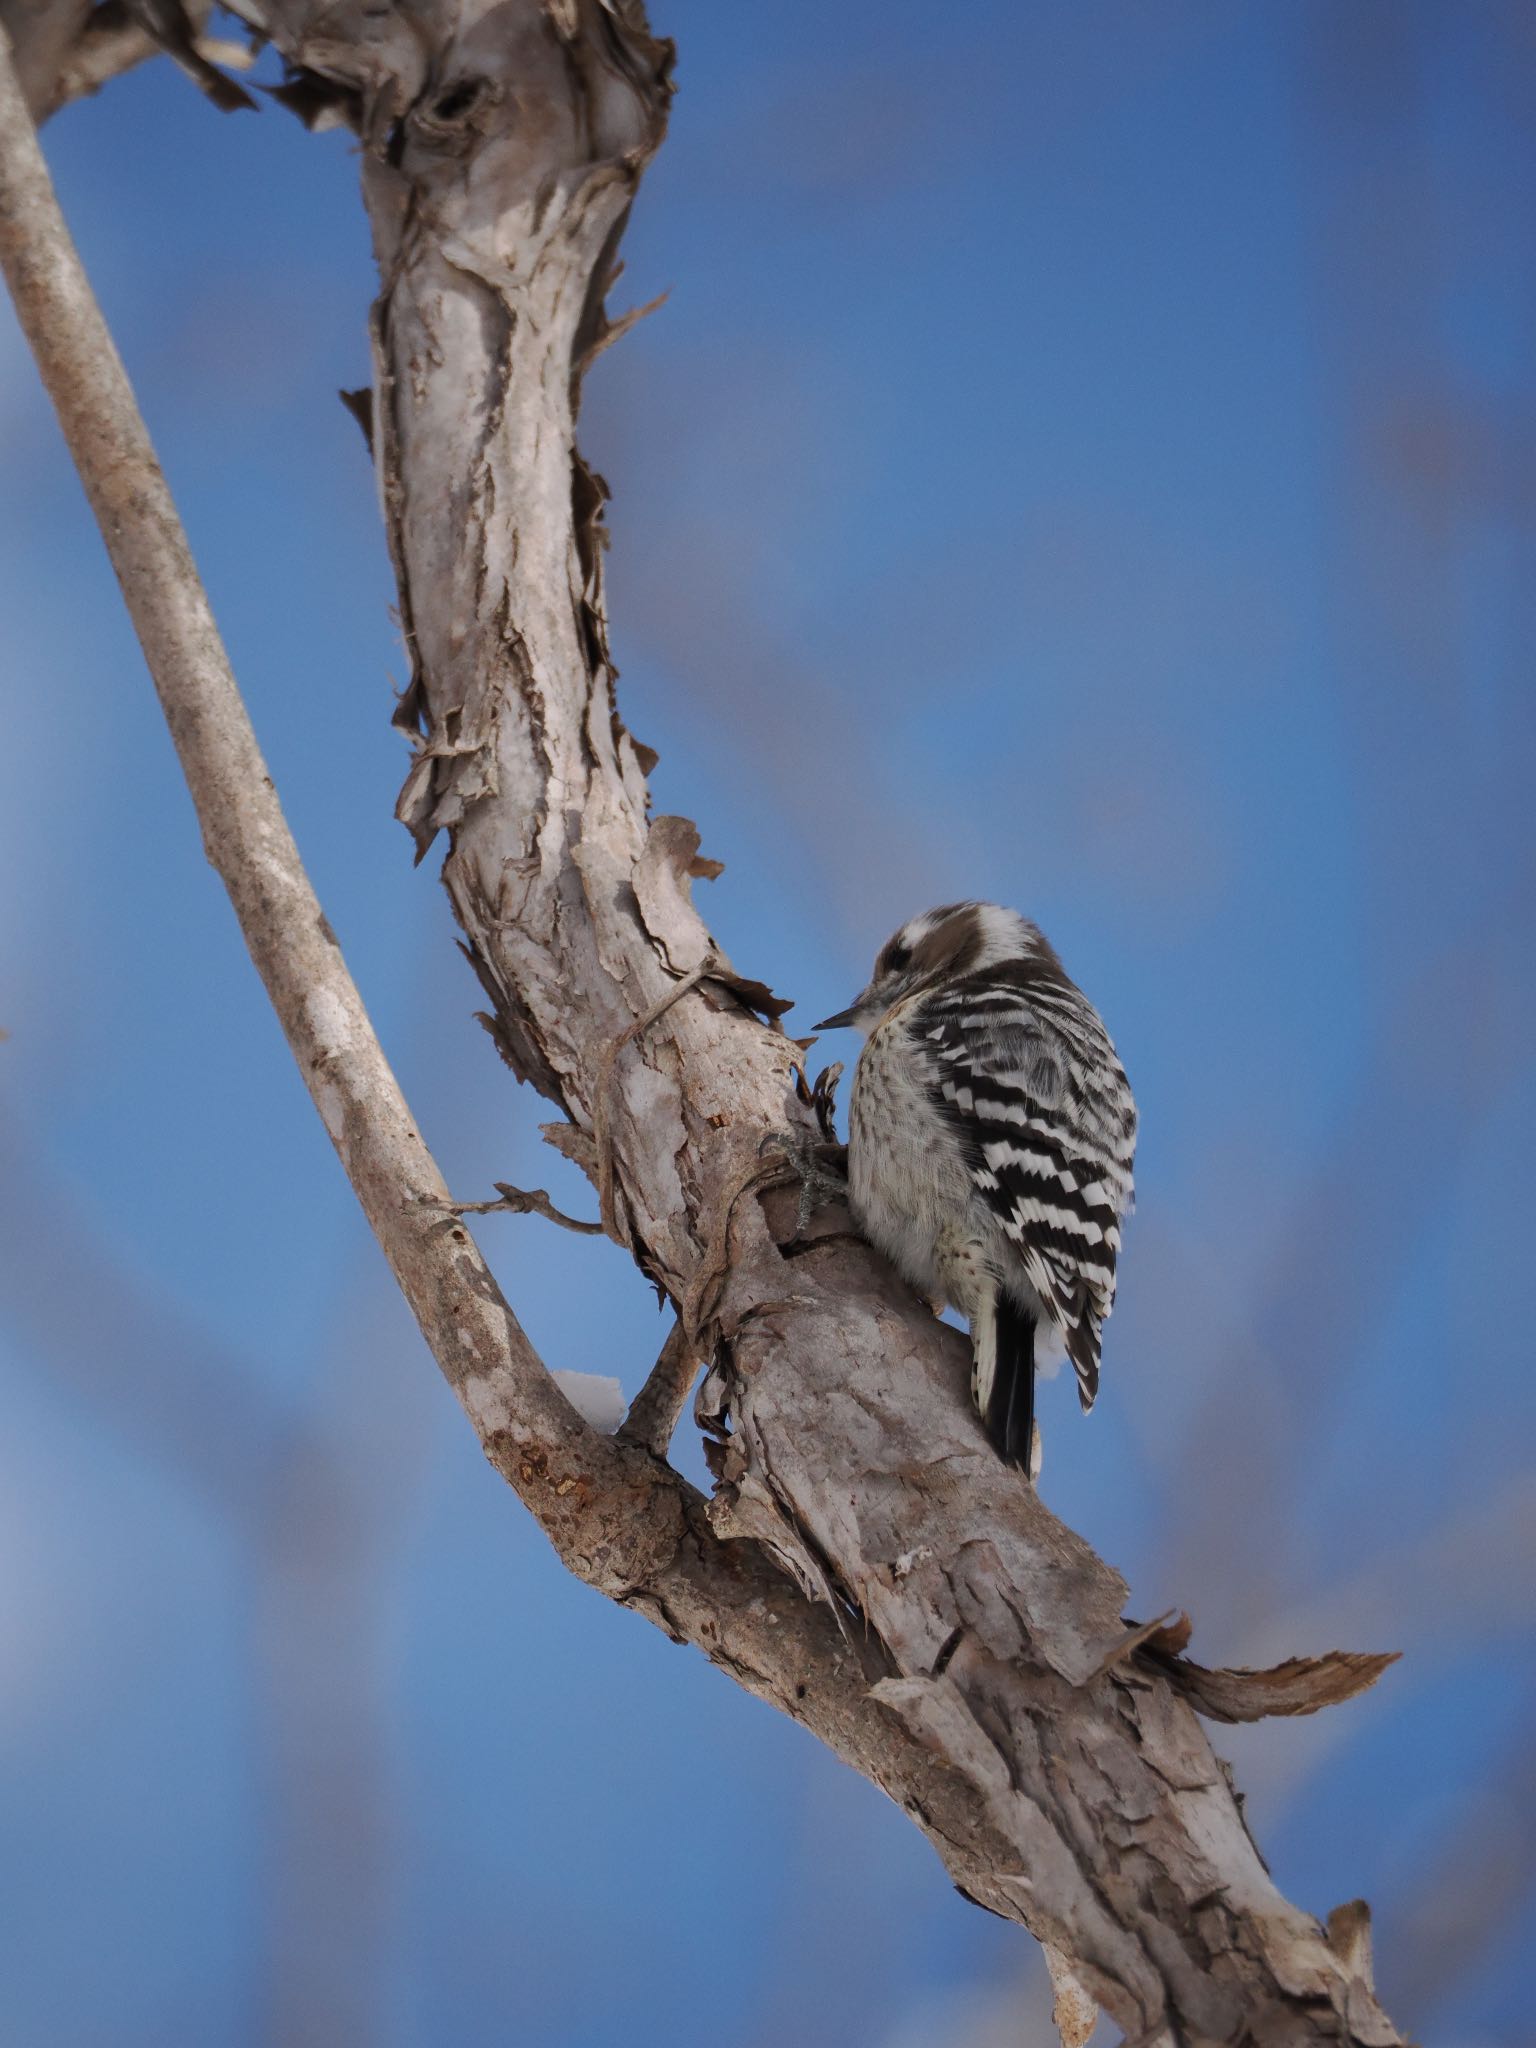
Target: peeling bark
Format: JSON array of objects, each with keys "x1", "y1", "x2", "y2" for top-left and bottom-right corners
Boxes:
[
  {"x1": 1, "y1": 6, "x2": 1410, "y2": 2041},
  {"x1": 0, "y1": 0, "x2": 247, "y2": 119}
]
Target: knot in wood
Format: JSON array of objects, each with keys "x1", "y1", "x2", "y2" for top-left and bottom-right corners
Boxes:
[
  {"x1": 410, "y1": 74, "x2": 497, "y2": 147},
  {"x1": 559, "y1": 1446, "x2": 688, "y2": 1600}
]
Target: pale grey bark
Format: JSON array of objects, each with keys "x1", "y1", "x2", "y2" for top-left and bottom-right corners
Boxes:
[
  {"x1": 0, "y1": 0, "x2": 122, "y2": 117},
  {"x1": 0, "y1": 0, "x2": 246, "y2": 119},
  {"x1": 0, "y1": 8, "x2": 1409, "y2": 2041}
]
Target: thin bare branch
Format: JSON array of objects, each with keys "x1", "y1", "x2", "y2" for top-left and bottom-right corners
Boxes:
[
  {"x1": 0, "y1": 24, "x2": 633, "y2": 1568},
  {"x1": 441, "y1": 1183, "x2": 605, "y2": 1234},
  {"x1": 618, "y1": 1320, "x2": 699, "y2": 1457}
]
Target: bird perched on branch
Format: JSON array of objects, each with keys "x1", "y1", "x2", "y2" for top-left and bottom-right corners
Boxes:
[{"x1": 815, "y1": 903, "x2": 1136, "y2": 1473}]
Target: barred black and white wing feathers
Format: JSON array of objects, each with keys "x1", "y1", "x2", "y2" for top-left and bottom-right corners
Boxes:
[{"x1": 915, "y1": 962, "x2": 1136, "y2": 1413}]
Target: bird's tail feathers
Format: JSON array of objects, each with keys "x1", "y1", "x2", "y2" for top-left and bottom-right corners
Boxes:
[
  {"x1": 972, "y1": 1290, "x2": 1036, "y2": 1471},
  {"x1": 1064, "y1": 1310, "x2": 1102, "y2": 1413}
]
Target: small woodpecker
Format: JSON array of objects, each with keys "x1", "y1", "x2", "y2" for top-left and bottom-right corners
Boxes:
[{"x1": 815, "y1": 902, "x2": 1137, "y2": 1473}]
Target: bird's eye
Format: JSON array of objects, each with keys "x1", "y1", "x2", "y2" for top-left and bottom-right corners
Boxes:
[{"x1": 884, "y1": 943, "x2": 911, "y2": 974}]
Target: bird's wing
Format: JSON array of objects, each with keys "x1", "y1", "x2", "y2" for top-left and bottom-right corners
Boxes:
[{"x1": 912, "y1": 978, "x2": 1135, "y2": 1409}]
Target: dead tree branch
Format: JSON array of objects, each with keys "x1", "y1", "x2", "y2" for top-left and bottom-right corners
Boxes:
[
  {"x1": 0, "y1": 23, "x2": 1081, "y2": 2006},
  {"x1": 442, "y1": 1182, "x2": 605, "y2": 1233},
  {"x1": 0, "y1": 9, "x2": 1408, "y2": 2041},
  {"x1": 618, "y1": 1318, "x2": 699, "y2": 1457},
  {"x1": 1, "y1": 0, "x2": 247, "y2": 121}
]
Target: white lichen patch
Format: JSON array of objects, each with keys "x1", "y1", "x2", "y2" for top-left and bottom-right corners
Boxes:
[
  {"x1": 305, "y1": 986, "x2": 358, "y2": 1064},
  {"x1": 461, "y1": 1372, "x2": 515, "y2": 1435},
  {"x1": 313, "y1": 1076, "x2": 347, "y2": 1144}
]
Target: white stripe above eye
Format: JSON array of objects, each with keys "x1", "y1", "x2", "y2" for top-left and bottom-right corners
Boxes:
[{"x1": 971, "y1": 903, "x2": 1034, "y2": 966}]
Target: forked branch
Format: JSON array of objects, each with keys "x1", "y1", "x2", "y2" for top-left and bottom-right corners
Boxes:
[{"x1": 0, "y1": 11, "x2": 1406, "y2": 2042}]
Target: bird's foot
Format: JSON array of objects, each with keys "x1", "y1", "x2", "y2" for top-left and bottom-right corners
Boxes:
[{"x1": 756, "y1": 1126, "x2": 850, "y2": 1237}]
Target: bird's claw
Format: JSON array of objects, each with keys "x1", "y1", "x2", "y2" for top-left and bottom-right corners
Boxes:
[{"x1": 757, "y1": 1127, "x2": 850, "y2": 1236}]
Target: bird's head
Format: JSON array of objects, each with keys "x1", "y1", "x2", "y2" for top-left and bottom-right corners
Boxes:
[{"x1": 814, "y1": 901, "x2": 1055, "y2": 1035}]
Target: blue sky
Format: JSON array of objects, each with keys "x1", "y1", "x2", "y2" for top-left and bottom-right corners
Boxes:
[{"x1": 2, "y1": 3, "x2": 1533, "y2": 2042}]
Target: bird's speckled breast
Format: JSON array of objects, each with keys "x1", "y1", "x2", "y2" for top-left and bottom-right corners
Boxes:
[{"x1": 848, "y1": 1003, "x2": 975, "y2": 1307}]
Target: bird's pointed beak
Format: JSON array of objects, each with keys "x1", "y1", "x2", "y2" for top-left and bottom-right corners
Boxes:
[{"x1": 813, "y1": 1001, "x2": 861, "y2": 1032}]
